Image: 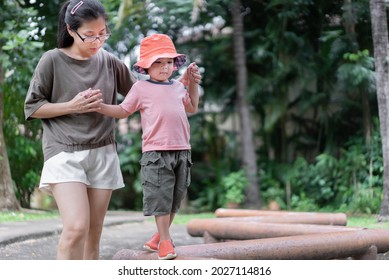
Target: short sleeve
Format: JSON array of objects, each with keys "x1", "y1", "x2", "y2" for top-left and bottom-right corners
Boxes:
[{"x1": 24, "y1": 52, "x2": 54, "y2": 120}]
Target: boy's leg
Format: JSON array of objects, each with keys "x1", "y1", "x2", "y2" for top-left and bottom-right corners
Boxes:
[
  {"x1": 144, "y1": 212, "x2": 176, "y2": 251},
  {"x1": 169, "y1": 212, "x2": 176, "y2": 225},
  {"x1": 155, "y1": 214, "x2": 171, "y2": 241},
  {"x1": 156, "y1": 214, "x2": 177, "y2": 260}
]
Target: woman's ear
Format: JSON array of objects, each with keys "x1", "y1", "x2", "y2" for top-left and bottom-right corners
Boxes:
[{"x1": 66, "y1": 24, "x2": 74, "y2": 37}]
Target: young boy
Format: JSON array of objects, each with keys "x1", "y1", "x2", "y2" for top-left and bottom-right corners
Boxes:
[{"x1": 98, "y1": 33, "x2": 199, "y2": 259}]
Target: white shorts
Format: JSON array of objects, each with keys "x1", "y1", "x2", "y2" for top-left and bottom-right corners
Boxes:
[{"x1": 39, "y1": 144, "x2": 124, "y2": 195}]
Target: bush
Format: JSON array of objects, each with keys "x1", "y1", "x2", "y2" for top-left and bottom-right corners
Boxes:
[
  {"x1": 221, "y1": 169, "x2": 249, "y2": 206},
  {"x1": 259, "y1": 124, "x2": 383, "y2": 214}
]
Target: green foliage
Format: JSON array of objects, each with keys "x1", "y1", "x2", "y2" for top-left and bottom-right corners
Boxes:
[
  {"x1": 7, "y1": 136, "x2": 43, "y2": 207},
  {"x1": 337, "y1": 49, "x2": 375, "y2": 92},
  {"x1": 260, "y1": 119, "x2": 383, "y2": 214},
  {"x1": 258, "y1": 173, "x2": 287, "y2": 209},
  {"x1": 290, "y1": 193, "x2": 319, "y2": 212},
  {"x1": 108, "y1": 0, "x2": 383, "y2": 215},
  {"x1": 348, "y1": 187, "x2": 382, "y2": 214},
  {"x1": 1, "y1": 0, "x2": 46, "y2": 208},
  {"x1": 1, "y1": 0, "x2": 385, "y2": 215},
  {"x1": 221, "y1": 169, "x2": 249, "y2": 205},
  {"x1": 117, "y1": 129, "x2": 142, "y2": 176},
  {"x1": 109, "y1": 120, "x2": 143, "y2": 210},
  {"x1": 188, "y1": 113, "x2": 242, "y2": 211}
]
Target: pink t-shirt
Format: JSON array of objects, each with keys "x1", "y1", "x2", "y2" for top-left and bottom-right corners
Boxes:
[{"x1": 120, "y1": 79, "x2": 192, "y2": 152}]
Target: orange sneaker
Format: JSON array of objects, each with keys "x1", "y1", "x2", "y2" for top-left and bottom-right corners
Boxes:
[
  {"x1": 143, "y1": 233, "x2": 160, "y2": 252},
  {"x1": 158, "y1": 240, "x2": 177, "y2": 260}
]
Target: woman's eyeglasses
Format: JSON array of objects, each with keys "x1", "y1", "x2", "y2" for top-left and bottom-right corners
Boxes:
[{"x1": 73, "y1": 30, "x2": 111, "y2": 43}]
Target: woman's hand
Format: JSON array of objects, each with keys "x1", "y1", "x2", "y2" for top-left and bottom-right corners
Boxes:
[
  {"x1": 30, "y1": 88, "x2": 103, "y2": 119},
  {"x1": 70, "y1": 88, "x2": 103, "y2": 114}
]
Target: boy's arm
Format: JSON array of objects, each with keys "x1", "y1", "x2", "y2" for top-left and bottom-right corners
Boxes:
[
  {"x1": 99, "y1": 103, "x2": 130, "y2": 119},
  {"x1": 185, "y1": 63, "x2": 200, "y2": 114}
]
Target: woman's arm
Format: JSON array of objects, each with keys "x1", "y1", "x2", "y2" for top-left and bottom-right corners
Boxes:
[{"x1": 31, "y1": 88, "x2": 103, "y2": 118}]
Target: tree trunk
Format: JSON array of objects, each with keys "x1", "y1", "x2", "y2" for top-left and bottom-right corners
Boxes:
[
  {"x1": 344, "y1": 0, "x2": 372, "y2": 144},
  {"x1": 369, "y1": 0, "x2": 389, "y2": 221},
  {"x1": 231, "y1": 0, "x2": 262, "y2": 209},
  {"x1": 0, "y1": 67, "x2": 20, "y2": 211}
]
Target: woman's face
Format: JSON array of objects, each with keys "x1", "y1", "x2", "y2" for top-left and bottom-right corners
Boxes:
[{"x1": 68, "y1": 17, "x2": 108, "y2": 59}]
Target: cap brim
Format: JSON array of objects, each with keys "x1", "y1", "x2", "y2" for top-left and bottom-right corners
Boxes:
[{"x1": 133, "y1": 53, "x2": 186, "y2": 74}]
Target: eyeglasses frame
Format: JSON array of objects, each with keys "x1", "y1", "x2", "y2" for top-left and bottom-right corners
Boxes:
[{"x1": 73, "y1": 26, "x2": 111, "y2": 43}]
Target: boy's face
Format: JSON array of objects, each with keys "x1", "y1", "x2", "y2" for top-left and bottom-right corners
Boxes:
[{"x1": 148, "y1": 57, "x2": 175, "y2": 82}]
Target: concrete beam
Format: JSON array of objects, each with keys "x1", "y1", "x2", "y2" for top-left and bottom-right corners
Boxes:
[
  {"x1": 187, "y1": 219, "x2": 362, "y2": 241},
  {"x1": 113, "y1": 229, "x2": 389, "y2": 260},
  {"x1": 215, "y1": 208, "x2": 347, "y2": 225},
  {"x1": 213, "y1": 215, "x2": 347, "y2": 225}
]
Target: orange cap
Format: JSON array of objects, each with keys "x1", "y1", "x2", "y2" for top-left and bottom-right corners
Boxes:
[{"x1": 133, "y1": 34, "x2": 186, "y2": 74}]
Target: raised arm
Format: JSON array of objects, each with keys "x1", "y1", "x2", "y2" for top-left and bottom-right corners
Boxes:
[{"x1": 185, "y1": 63, "x2": 200, "y2": 114}]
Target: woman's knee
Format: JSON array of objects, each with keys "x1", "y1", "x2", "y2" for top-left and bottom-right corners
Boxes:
[{"x1": 62, "y1": 221, "x2": 89, "y2": 240}]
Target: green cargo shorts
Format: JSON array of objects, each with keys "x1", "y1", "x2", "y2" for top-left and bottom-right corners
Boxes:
[{"x1": 140, "y1": 150, "x2": 193, "y2": 216}]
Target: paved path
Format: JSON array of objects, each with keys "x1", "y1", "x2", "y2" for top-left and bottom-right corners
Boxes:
[{"x1": 0, "y1": 211, "x2": 204, "y2": 260}]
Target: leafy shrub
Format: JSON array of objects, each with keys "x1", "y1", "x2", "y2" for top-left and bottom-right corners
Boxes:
[
  {"x1": 259, "y1": 121, "x2": 383, "y2": 214},
  {"x1": 221, "y1": 169, "x2": 249, "y2": 206}
]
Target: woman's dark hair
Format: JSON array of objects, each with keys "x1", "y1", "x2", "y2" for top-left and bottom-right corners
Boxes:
[{"x1": 57, "y1": 0, "x2": 108, "y2": 48}]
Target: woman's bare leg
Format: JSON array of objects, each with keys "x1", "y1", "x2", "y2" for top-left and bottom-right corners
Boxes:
[
  {"x1": 52, "y1": 182, "x2": 89, "y2": 260},
  {"x1": 83, "y1": 188, "x2": 112, "y2": 259}
]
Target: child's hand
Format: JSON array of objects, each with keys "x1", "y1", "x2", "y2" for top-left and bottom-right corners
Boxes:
[
  {"x1": 187, "y1": 62, "x2": 201, "y2": 84},
  {"x1": 71, "y1": 88, "x2": 102, "y2": 113}
]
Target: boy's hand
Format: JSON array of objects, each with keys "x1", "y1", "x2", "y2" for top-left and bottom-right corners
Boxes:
[
  {"x1": 71, "y1": 88, "x2": 102, "y2": 113},
  {"x1": 181, "y1": 62, "x2": 202, "y2": 86},
  {"x1": 187, "y1": 62, "x2": 201, "y2": 84}
]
